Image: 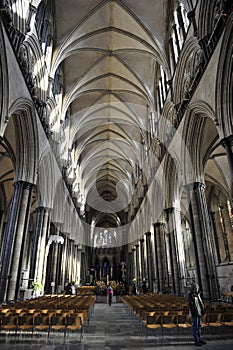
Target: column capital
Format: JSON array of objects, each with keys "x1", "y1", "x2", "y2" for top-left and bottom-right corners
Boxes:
[
  {"x1": 13, "y1": 180, "x2": 35, "y2": 191},
  {"x1": 36, "y1": 206, "x2": 45, "y2": 213},
  {"x1": 140, "y1": 238, "x2": 144, "y2": 243},
  {"x1": 135, "y1": 244, "x2": 139, "y2": 248},
  {"x1": 24, "y1": 182, "x2": 35, "y2": 190},
  {"x1": 184, "y1": 181, "x2": 205, "y2": 191},
  {"x1": 145, "y1": 231, "x2": 151, "y2": 237},
  {"x1": 153, "y1": 222, "x2": 165, "y2": 228},
  {"x1": 164, "y1": 207, "x2": 175, "y2": 213},
  {"x1": 220, "y1": 135, "x2": 233, "y2": 148},
  {"x1": 13, "y1": 180, "x2": 24, "y2": 189},
  {"x1": 187, "y1": 9, "x2": 195, "y2": 20}
]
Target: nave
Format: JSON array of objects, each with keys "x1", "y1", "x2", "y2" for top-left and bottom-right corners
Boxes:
[
  {"x1": 1, "y1": 0, "x2": 233, "y2": 306},
  {"x1": 0, "y1": 298, "x2": 233, "y2": 350}
]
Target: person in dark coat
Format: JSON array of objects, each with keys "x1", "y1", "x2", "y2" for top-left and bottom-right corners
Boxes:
[
  {"x1": 65, "y1": 282, "x2": 72, "y2": 295},
  {"x1": 132, "y1": 284, "x2": 137, "y2": 295},
  {"x1": 188, "y1": 283, "x2": 207, "y2": 347}
]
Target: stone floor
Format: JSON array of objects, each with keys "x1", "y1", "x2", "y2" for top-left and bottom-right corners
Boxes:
[{"x1": 0, "y1": 301, "x2": 233, "y2": 349}]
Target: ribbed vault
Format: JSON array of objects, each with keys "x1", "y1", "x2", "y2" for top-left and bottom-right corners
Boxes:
[{"x1": 52, "y1": 0, "x2": 170, "y2": 228}]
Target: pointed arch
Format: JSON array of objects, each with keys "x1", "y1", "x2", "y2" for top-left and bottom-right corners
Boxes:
[{"x1": 7, "y1": 98, "x2": 39, "y2": 184}]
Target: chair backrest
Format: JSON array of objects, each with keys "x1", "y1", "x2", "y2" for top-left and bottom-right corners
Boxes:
[
  {"x1": 208, "y1": 312, "x2": 222, "y2": 323},
  {"x1": 66, "y1": 315, "x2": 82, "y2": 327},
  {"x1": 2, "y1": 315, "x2": 18, "y2": 326},
  {"x1": 222, "y1": 313, "x2": 233, "y2": 322},
  {"x1": 177, "y1": 314, "x2": 191, "y2": 324},
  {"x1": 18, "y1": 315, "x2": 34, "y2": 326},
  {"x1": 34, "y1": 315, "x2": 50, "y2": 326},
  {"x1": 162, "y1": 314, "x2": 177, "y2": 325},
  {"x1": 51, "y1": 315, "x2": 66, "y2": 326}
]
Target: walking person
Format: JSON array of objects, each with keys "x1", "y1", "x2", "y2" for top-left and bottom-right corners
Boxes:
[
  {"x1": 188, "y1": 283, "x2": 207, "y2": 347},
  {"x1": 107, "y1": 283, "x2": 114, "y2": 306}
]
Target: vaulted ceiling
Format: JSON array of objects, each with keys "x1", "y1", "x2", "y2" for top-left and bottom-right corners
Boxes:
[{"x1": 52, "y1": 0, "x2": 172, "y2": 227}]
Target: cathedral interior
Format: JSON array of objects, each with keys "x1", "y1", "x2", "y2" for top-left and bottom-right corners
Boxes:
[{"x1": 0, "y1": 0, "x2": 233, "y2": 309}]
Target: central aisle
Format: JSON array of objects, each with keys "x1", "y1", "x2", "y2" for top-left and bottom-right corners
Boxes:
[
  {"x1": 80, "y1": 302, "x2": 233, "y2": 350},
  {"x1": 83, "y1": 302, "x2": 144, "y2": 345}
]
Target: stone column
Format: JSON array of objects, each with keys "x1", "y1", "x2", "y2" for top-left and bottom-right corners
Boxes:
[
  {"x1": 154, "y1": 222, "x2": 169, "y2": 293},
  {"x1": 0, "y1": 210, "x2": 4, "y2": 248},
  {"x1": 127, "y1": 252, "x2": 133, "y2": 284},
  {"x1": 36, "y1": 209, "x2": 50, "y2": 288},
  {"x1": 67, "y1": 239, "x2": 72, "y2": 282},
  {"x1": 53, "y1": 232, "x2": 63, "y2": 292},
  {"x1": 99, "y1": 263, "x2": 102, "y2": 280},
  {"x1": 222, "y1": 203, "x2": 233, "y2": 260},
  {"x1": 69, "y1": 240, "x2": 73, "y2": 281},
  {"x1": 0, "y1": 181, "x2": 23, "y2": 301},
  {"x1": 60, "y1": 234, "x2": 67, "y2": 289},
  {"x1": 211, "y1": 210, "x2": 226, "y2": 263},
  {"x1": 56, "y1": 235, "x2": 64, "y2": 293},
  {"x1": 54, "y1": 226, "x2": 63, "y2": 292},
  {"x1": 73, "y1": 245, "x2": 78, "y2": 283},
  {"x1": 26, "y1": 4, "x2": 37, "y2": 32},
  {"x1": 41, "y1": 216, "x2": 51, "y2": 291},
  {"x1": 44, "y1": 233, "x2": 64, "y2": 293},
  {"x1": 176, "y1": 5, "x2": 186, "y2": 40},
  {"x1": 131, "y1": 248, "x2": 136, "y2": 281},
  {"x1": 135, "y1": 244, "x2": 140, "y2": 284},
  {"x1": 5, "y1": 182, "x2": 34, "y2": 302},
  {"x1": 51, "y1": 242, "x2": 58, "y2": 293},
  {"x1": 76, "y1": 247, "x2": 82, "y2": 285},
  {"x1": 80, "y1": 252, "x2": 86, "y2": 284},
  {"x1": 49, "y1": 226, "x2": 61, "y2": 293},
  {"x1": 164, "y1": 207, "x2": 181, "y2": 295},
  {"x1": 140, "y1": 238, "x2": 145, "y2": 281},
  {"x1": 71, "y1": 242, "x2": 76, "y2": 282},
  {"x1": 29, "y1": 206, "x2": 45, "y2": 288},
  {"x1": 153, "y1": 223, "x2": 159, "y2": 293},
  {"x1": 109, "y1": 264, "x2": 113, "y2": 280},
  {"x1": 221, "y1": 136, "x2": 233, "y2": 199},
  {"x1": 186, "y1": 182, "x2": 218, "y2": 299},
  {"x1": 145, "y1": 232, "x2": 154, "y2": 292}
]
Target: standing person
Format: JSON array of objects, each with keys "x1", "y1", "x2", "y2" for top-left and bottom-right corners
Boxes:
[
  {"x1": 142, "y1": 280, "x2": 147, "y2": 294},
  {"x1": 132, "y1": 284, "x2": 137, "y2": 295},
  {"x1": 107, "y1": 283, "x2": 114, "y2": 306},
  {"x1": 71, "y1": 282, "x2": 76, "y2": 295},
  {"x1": 188, "y1": 283, "x2": 207, "y2": 347},
  {"x1": 65, "y1": 282, "x2": 72, "y2": 295}
]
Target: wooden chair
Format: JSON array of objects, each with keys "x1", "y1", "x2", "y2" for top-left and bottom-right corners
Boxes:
[
  {"x1": 50, "y1": 315, "x2": 67, "y2": 338},
  {"x1": 177, "y1": 314, "x2": 192, "y2": 335},
  {"x1": 66, "y1": 315, "x2": 83, "y2": 341},
  {"x1": 34, "y1": 315, "x2": 51, "y2": 337},
  {"x1": 222, "y1": 312, "x2": 233, "y2": 327},
  {"x1": 1, "y1": 315, "x2": 18, "y2": 334},
  {"x1": 146, "y1": 314, "x2": 162, "y2": 335},
  {"x1": 18, "y1": 315, "x2": 34, "y2": 336},
  {"x1": 161, "y1": 314, "x2": 178, "y2": 335},
  {"x1": 207, "y1": 312, "x2": 223, "y2": 333}
]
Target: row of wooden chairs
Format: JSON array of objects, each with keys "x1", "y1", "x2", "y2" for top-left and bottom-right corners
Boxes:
[
  {"x1": 0, "y1": 295, "x2": 95, "y2": 313},
  {"x1": 0, "y1": 312, "x2": 84, "y2": 340},
  {"x1": 146, "y1": 311, "x2": 233, "y2": 330},
  {"x1": 2, "y1": 294, "x2": 95, "y2": 310},
  {"x1": 122, "y1": 293, "x2": 233, "y2": 334},
  {"x1": 0, "y1": 295, "x2": 95, "y2": 340},
  {"x1": 76, "y1": 286, "x2": 95, "y2": 294}
]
